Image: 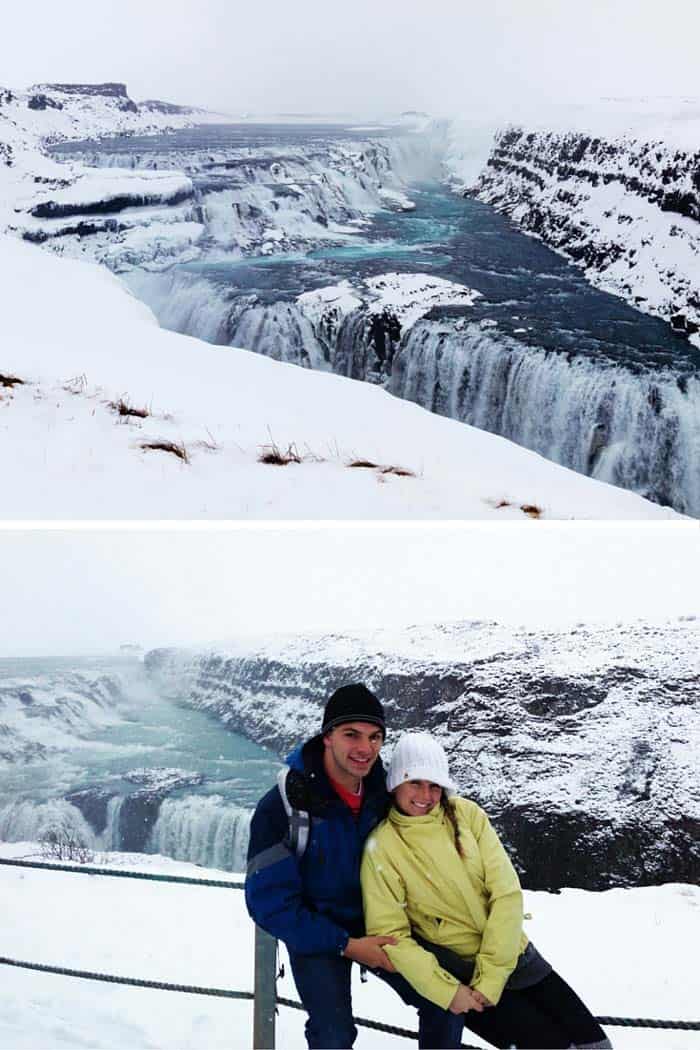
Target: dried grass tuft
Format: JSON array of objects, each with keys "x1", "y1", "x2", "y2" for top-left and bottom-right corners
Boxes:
[
  {"x1": 258, "y1": 440, "x2": 302, "y2": 466},
  {"x1": 110, "y1": 397, "x2": 149, "y2": 420},
  {"x1": 348, "y1": 459, "x2": 415, "y2": 478},
  {"x1": 520, "y1": 504, "x2": 542, "y2": 519},
  {"x1": 140, "y1": 439, "x2": 189, "y2": 464},
  {"x1": 0, "y1": 373, "x2": 24, "y2": 389}
]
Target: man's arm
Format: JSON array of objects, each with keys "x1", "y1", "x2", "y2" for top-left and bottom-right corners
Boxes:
[{"x1": 245, "y1": 784, "x2": 352, "y2": 956}]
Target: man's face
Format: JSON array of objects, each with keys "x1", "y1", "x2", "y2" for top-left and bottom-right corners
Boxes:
[{"x1": 322, "y1": 721, "x2": 384, "y2": 789}]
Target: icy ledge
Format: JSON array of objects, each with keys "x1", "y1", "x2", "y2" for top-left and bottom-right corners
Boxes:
[{"x1": 0, "y1": 235, "x2": 681, "y2": 519}]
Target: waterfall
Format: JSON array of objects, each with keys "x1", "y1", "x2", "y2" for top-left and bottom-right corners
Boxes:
[
  {"x1": 126, "y1": 269, "x2": 331, "y2": 369},
  {"x1": 99, "y1": 795, "x2": 125, "y2": 851},
  {"x1": 0, "y1": 799, "x2": 95, "y2": 847},
  {"x1": 147, "y1": 795, "x2": 253, "y2": 872},
  {"x1": 390, "y1": 319, "x2": 700, "y2": 514}
]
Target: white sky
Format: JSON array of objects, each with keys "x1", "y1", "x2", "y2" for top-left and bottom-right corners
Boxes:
[
  {"x1": 3, "y1": 0, "x2": 700, "y2": 116},
  {"x1": 0, "y1": 524, "x2": 698, "y2": 656}
]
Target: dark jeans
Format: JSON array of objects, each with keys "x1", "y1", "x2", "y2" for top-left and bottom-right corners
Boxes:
[
  {"x1": 289, "y1": 951, "x2": 464, "y2": 1049},
  {"x1": 462, "y1": 970, "x2": 611, "y2": 1049}
]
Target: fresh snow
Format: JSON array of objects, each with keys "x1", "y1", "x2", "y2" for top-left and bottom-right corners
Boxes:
[
  {"x1": 297, "y1": 273, "x2": 480, "y2": 331},
  {"x1": 0, "y1": 234, "x2": 680, "y2": 519},
  {"x1": 0, "y1": 843, "x2": 697, "y2": 1049}
]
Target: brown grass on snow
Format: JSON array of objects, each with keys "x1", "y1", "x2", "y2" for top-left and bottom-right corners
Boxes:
[
  {"x1": 0, "y1": 373, "x2": 24, "y2": 388},
  {"x1": 493, "y1": 498, "x2": 543, "y2": 518},
  {"x1": 258, "y1": 441, "x2": 302, "y2": 465},
  {"x1": 140, "y1": 440, "x2": 189, "y2": 464},
  {"x1": 110, "y1": 397, "x2": 149, "y2": 420},
  {"x1": 348, "y1": 459, "x2": 415, "y2": 478}
]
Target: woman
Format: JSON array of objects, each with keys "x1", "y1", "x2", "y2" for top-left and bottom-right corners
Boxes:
[{"x1": 361, "y1": 732, "x2": 611, "y2": 1049}]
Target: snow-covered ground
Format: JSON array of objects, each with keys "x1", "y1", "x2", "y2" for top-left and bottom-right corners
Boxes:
[
  {"x1": 0, "y1": 843, "x2": 697, "y2": 1049},
  {"x1": 1, "y1": 233, "x2": 679, "y2": 518}
]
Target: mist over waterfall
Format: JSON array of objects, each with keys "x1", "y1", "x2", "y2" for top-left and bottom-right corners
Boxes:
[
  {"x1": 0, "y1": 800, "x2": 95, "y2": 847},
  {"x1": 147, "y1": 796, "x2": 252, "y2": 872},
  {"x1": 390, "y1": 319, "x2": 700, "y2": 513}
]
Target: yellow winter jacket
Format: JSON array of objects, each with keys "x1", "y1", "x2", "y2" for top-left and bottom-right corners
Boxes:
[{"x1": 361, "y1": 797, "x2": 527, "y2": 1009}]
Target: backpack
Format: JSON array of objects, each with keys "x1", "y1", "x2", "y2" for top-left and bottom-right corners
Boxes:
[{"x1": 277, "y1": 767, "x2": 312, "y2": 858}]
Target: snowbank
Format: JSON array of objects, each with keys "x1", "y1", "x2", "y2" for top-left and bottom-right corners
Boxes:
[
  {"x1": 0, "y1": 235, "x2": 680, "y2": 518},
  {"x1": 0, "y1": 843, "x2": 696, "y2": 1049}
]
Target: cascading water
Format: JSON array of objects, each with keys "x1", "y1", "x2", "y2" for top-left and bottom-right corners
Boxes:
[
  {"x1": 0, "y1": 799, "x2": 95, "y2": 847},
  {"x1": 51, "y1": 125, "x2": 700, "y2": 514},
  {"x1": 389, "y1": 319, "x2": 700, "y2": 514},
  {"x1": 147, "y1": 796, "x2": 252, "y2": 872},
  {"x1": 100, "y1": 795, "x2": 125, "y2": 851}
]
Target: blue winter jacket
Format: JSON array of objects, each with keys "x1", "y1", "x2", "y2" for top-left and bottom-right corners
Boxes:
[{"x1": 245, "y1": 735, "x2": 389, "y2": 956}]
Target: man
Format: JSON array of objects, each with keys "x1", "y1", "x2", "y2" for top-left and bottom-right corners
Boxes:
[{"x1": 245, "y1": 683, "x2": 464, "y2": 1049}]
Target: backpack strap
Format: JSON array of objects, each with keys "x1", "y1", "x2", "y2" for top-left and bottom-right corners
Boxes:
[{"x1": 277, "y1": 767, "x2": 311, "y2": 858}]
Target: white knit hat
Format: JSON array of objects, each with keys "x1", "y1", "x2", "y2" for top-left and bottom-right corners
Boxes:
[{"x1": 386, "y1": 732, "x2": 456, "y2": 794}]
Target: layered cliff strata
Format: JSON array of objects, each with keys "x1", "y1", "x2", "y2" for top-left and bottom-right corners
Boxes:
[
  {"x1": 144, "y1": 618, "x2": 700, "y2": 892},
  {"x1": 471, "y1": 124, "x2": 700, "y2": 343}
]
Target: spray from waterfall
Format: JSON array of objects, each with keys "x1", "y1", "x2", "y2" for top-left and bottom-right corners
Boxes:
[{"x1": 147, "y1": 795, "x2": 253, "y2": 872}]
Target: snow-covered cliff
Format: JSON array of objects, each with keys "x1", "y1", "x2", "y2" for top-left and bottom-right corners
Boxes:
[
  {"x1": 462, "y1": 112, "x2": 700, "y2": 345},
  {"x1": 0, "y1": 82, "x2": 216, "y2": 267},
  {"x1": 144, "y1": 617, "x2": 700, "y2": 891}
]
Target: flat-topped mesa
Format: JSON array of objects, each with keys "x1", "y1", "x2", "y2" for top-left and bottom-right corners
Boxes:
[
  {"x1": 33, "y1": 82, "x2": 132, "y2": 99},
  {"x1": 29, "y1": 82, "x2": 138, "y2": 114}
]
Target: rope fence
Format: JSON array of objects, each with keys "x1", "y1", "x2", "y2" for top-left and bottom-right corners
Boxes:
[{"x1": 1, "y1": 856, "x2": 697, "y2": 1047}]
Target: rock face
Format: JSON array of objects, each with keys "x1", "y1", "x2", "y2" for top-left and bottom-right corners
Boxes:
[
  {"x1": 144, "y1": 618, "x2": 700, "y2": 891},
  {"x1": 473, "y1": 126, "x2": 700, "y2": 341}
]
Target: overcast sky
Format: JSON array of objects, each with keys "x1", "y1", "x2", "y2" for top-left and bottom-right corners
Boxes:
[
  {"x1": 1, "y1": 525, "x2": 698, "y2": 656},
  {"x1": 3, "y1": 0, "x2": 700, "y2": 117}
]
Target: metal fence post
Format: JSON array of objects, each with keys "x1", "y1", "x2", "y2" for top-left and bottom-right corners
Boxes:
[{"x1": 253, "y1": 926, "x2": 277, "y2": 1049}]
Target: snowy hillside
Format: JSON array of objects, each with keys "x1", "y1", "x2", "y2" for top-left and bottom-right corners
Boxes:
[
  {"x1": 1, "y1": 233, "x2": 677, "y2": 518},
  {"x1": 0, "y1": 844, "x2": 697, "y2": 1050},
  {"x1": 144, "y1": 616, "x2": 700, "y2": 889},
  {"x1": 0, "y1": 81, "x2": 225, "y2": 146},
  {"x1": 446, "y1": 102, "x2": 700, "y2": 346}
]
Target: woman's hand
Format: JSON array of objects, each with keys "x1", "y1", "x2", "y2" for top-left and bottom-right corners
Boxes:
[
  {"x1": 470, "y1": 989, "x2": 493, "y2": 1009},
  {"x1": 448, "y1": 984, "x2": 485, "y2": 1014},
  {"x1": 343, "y1": 935, "x2": 397, "y2": 971}
]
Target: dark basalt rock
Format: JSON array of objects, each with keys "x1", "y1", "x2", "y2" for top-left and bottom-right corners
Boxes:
[
  {"x1": 492, "y1": 806, "x2": 700, "y2": 890},
  {"x1": 37, "y1": 82, "x2": 131, "y2": 98},
  {"x1": 474, "y1": 127, "x2": 700, "y2": 337},
  {"x1": 116, "y1": 791, "x2": 163, "y2": 852},
  {"x1": 31, "y1": 187, "x2": 192, "y2": 219},
  {"x1": 66, "y1": 787, "x2": 115, "y2": 834},
  {"x1": 28, "y1": 94, "x2": 63, "y2": 111},
  {"x1": 671, "y1": 313, "x2": 700, "y2": 335}
]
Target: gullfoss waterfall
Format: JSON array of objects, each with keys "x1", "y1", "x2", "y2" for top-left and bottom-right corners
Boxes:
[{"x1": 52, "y1": 126, "x2": 700, "y2": 514}]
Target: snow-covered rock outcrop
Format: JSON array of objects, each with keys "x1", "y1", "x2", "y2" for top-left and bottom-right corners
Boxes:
[
  {"x1": 0, "y1": 83, "x2": 216, "y2": 268},
  {"x1": 466, "y1": 115, "x2": 700, "y2": 345},
  {"x1": 144, "y1": 617, "x2": 700, "y2": 891}
]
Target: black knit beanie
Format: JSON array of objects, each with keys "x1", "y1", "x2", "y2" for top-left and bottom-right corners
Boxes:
[{"x1": 321, "y1": 683, "x2": 386, "y2": 738}]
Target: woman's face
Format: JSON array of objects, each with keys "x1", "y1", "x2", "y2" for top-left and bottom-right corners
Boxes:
[{"x1": 394, "y1": 779, "x2": 442, "y2": 816}]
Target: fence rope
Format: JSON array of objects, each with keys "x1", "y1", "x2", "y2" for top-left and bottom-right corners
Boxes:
[
  {"x1": 1, "y1": 857, "x2": 698, "y2": 1034},
  {"x1": 0, "y1": 856, "x2": 243, "y2": 888},
  {"x1": 0, "y1": 956, "x2": 252, "y2": 1001}
]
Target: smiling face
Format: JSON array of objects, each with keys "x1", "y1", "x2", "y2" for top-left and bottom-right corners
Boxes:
[
  {"x1": 394, "y1": 779, "x2": 443, "y2": 817},
  {"x1": 322, "y1": 721, "x2": 384, "y2": 791}
]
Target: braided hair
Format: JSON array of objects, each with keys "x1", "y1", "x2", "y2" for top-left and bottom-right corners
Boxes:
[{"x1": 440, "y1": 790, "x2": 465, "y2": 858}]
